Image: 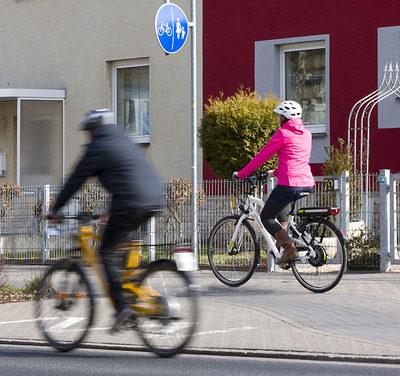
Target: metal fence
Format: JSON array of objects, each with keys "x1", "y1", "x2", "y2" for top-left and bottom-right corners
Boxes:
[
  {"x1": 385, "y1": 171, "x2": 400, "y2": 268},
  {"x1": 0, "y1": 171, "x2": 395, "y2": 270}
]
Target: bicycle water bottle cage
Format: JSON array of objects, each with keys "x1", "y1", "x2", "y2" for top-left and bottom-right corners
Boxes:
[{"x1": 297, "y1": 207, "x2": 340, "y2": 218}]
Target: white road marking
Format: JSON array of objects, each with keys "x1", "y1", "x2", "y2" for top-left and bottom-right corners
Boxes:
[
  {"x1": 0, "y1": 318, "x2": 39, "y2": 325},
  {"x1": 0, "y1": 318, "x2": 257, "y2": 337},
  {"x1": 45, "y1": 317, "x2": 86, "y2": 332},
  {"x1": 194, "y1": 326, "x2": 256, "y2": 336}
]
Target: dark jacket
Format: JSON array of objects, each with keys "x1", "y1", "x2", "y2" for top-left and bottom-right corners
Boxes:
[{"x1": 52, "y1": 125, "x2": 163, "y2": 213}]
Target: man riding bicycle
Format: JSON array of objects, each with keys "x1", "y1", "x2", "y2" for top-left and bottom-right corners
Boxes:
[{"x1": 47, "y1": 109, "x2": 163, "y2": 330}]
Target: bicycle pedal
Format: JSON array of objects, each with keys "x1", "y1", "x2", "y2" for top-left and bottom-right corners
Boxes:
[
  {"x1": 279, "y1": 263, "x2": 291, "y2": 270},
  {"x1": 118, "y1": 321, "x2": 138, "y2": 331},
  {"x1": 109, "y1": 320, "x2": 137, "y2": 333},
  {"x1": 110, "y1": 308, "x2": 137, "y2": 333}
]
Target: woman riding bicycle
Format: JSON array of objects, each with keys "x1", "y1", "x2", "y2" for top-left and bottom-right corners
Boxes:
[{"x1": 233, "y1": 100, "x2": 314, "y2": 265}]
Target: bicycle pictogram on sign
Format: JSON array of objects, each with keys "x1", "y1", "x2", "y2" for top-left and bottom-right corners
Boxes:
[{"x1": 157, "y1": 22, "x2": 173, "y2": 37}]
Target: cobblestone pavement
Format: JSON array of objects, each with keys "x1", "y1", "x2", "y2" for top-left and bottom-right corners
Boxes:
[{"x1": 1, "y1": 265, "x2": 400, "y2": 362}]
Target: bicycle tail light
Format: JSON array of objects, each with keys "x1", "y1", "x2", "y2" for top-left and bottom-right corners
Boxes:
[{"x1": 328, "y1": 207, "x2": 340, "y2": 216}]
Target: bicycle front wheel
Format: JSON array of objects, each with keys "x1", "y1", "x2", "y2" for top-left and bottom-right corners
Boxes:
[
  {"x1": 208, "y1": 215, "x2": 259, "y2": 287},
  {"x1": 291, "y1": 219, "x2": 346, "y2": 293},
  {"x1": 36, "y1": 259, "x2": 95, "y2": 352},
  {"x1": 135, "y1": 260, "x2": 198, "y2": 358}
]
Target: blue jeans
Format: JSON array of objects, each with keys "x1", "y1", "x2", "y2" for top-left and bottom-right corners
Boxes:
[{"x1": 260, "y1": 185, "x2": 314, "y2": 236}]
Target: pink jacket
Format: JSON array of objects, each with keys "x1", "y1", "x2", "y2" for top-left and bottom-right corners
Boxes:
[{"x1": 237, "y1": 118, "x2": 314, "y2": 187}]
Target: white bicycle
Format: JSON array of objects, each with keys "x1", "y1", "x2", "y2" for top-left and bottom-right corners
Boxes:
[{"x1": 207, "y1": 174, "x2": 347, "y2": 293}]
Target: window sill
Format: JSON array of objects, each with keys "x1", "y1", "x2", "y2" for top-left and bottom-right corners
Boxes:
[
  {"x1": 128, "y1": 135, "x2": 150, "y2": 144},
  {"x1": 304, "y1": 124, "x2": 327, "y2": 137}
]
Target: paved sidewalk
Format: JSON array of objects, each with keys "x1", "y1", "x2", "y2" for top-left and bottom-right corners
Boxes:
[{"x1": 1, "y1": 265, "x2": 400, "y2": 362}]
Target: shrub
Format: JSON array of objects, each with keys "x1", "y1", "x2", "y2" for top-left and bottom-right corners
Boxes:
[
  {"x1": 0, "y1": 183, "x2": 22, "y2": 218},
  {"x1": 321, "y1": 138, "x2": 361, "y2": 216},
  {"x1": 23, "y1": 274, "x2": 44, "y2": 295},
  {"x1": 321, "y1": 137, "x2": 353, "y2": 176},
  {"x1": 165, "y1": 178, "x2": 206, "y2": 243},
  {"x1": 347, "y1": 225, "x2": 380, "y2": 269},
  {"x1": 199, "y1": 87, "x2": 280, "y2": 179},
  {"x1": 0, "y1": 259, "x2": 8, "y2": 288}
]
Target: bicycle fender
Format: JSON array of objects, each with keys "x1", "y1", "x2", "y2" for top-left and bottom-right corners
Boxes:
[{"x1": 143, "y1": 259, "x2": 178, "y2": 271}]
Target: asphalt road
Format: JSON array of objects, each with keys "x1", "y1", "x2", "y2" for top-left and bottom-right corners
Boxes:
[{"x1": 0, "y1": 344, "x2": 400, "y2": 376}]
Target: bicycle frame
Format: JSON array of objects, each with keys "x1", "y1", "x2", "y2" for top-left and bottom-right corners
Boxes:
[
  {"x1": 76, "y1": 224, "x2": 163, "y2": 317},
  {"x1": 230, "y1": 192, "x2": 316, "y2": 265}
]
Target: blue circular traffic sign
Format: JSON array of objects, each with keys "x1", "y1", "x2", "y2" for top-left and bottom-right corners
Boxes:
[{"x1": 155, "y1": 3, "x2": 189, "y2": 54}]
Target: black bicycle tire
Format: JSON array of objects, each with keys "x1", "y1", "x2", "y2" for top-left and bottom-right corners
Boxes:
[
  {"x1": 135, "y1": 260, "x2": 198, "y2": 358},
  {"x1": 291, "y1": 219, "x2": 347, "y2": 293},
  {"x1": 35, "y1": 259, "x2": 95, "y2": 352},
  {"x1": 208, "y1": 215, "x2": 259, "y2": 287}
]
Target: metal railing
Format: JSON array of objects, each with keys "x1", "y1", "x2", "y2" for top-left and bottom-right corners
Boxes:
[{"x1": 0, "y1": 171, "x2": 396, "y2": 270}]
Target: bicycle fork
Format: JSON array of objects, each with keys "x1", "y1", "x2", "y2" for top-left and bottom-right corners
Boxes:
[{"x1": 228, "y1": 216, "x2": 247, "y2": 255}]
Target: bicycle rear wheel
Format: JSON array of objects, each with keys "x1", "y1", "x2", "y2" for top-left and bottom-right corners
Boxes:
[
  {"x1": 208, "y1": 215, "x2": 259, "y2": 287},
  {"x1": 290, "y1": 219, "x2": 346, "y2": 293},
  {"x1": 135, "y1": 260, "x2": 198, "y2": 358},
  {"x1": 36, "y1": 259, "x2": 95, "y2": 352}
]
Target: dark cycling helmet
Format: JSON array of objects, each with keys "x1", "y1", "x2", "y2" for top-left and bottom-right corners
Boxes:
[
  {"x1": 80, "y1": 109, "x2": 114, "y2": 130},
  {"x1": 273, "y1": 100, "x2": 302, "y2": 119}
]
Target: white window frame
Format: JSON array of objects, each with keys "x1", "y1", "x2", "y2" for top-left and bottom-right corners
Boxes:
[
  {"x1": 280, "y1": 41, "x2": 326, "y2": 135},
  {"x1": 112, "y1": 59, "x2": 150, "y2": 143},
  {"x1": 0, "y1": 89, "x2": 65, "y2": 185}
]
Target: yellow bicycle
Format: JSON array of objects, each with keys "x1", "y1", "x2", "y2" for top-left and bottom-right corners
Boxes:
[{"x1": 35, "y1": 213, "x2": 198, "y2": 357}]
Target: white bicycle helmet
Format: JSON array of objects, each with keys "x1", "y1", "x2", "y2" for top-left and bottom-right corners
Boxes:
[
  {"x1": 273, "y1": 101, "x2": 302, "y2": 119},
  {"x1": 80, "y1": 109, "x2": 115, "y2": 130}
]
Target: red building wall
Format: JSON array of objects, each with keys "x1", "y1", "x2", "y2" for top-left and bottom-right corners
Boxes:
[{"x1": 203, "y1": 0, "x2": 400, "y2": 179}]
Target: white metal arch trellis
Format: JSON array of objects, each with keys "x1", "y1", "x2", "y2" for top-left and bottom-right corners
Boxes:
[
  {"x1": 348, "y1": 62, "x2": 400, "y2": 177},
  {"x1": 347, "y1": 62, "x2": 400, "y2": 227}
]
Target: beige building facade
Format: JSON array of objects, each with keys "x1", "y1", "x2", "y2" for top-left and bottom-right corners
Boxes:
[{"x1": 0, "y1": 0, "x2": 203, "y2": 185}]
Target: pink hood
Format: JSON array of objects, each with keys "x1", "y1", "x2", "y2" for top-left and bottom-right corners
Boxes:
[{"x1": 237, "y1": 118, "x2": 314, "y2": 187}]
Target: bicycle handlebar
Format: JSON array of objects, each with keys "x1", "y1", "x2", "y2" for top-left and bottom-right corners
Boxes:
[
  {"x1": 46, "y1": 213, "x2": 100, "y2": 221},
  {"x1": 242, "y1": 172, "x2": 270, "y2": 193}
]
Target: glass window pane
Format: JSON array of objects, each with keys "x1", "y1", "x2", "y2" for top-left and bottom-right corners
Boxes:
[
  {"x1": 20, "y1": 100, "x2": 63, "y2": 185},
  {"x1": 117, "y1": 66, "x2": 149, "y2": 136},
  {"x1": 285, "y1": 48, "x2": 325, "y2": 125}
]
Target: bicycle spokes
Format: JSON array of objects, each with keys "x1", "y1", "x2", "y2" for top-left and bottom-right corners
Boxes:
[
  {"x1": 208, "y1": 215, "x2": 259, "y2": 287},
  {"x1": 135, "y1": 261, "x2": 198, "y2": 357},
  {"x1": 35, "y1": 262, "x2": 94, "y2": 352},
  {"x1": 291, "y1": 220, "x2": 346, "y2": 293}
]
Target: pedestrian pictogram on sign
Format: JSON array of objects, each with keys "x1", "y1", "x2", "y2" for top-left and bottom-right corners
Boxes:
[{"x1": 155, "y1": 3, "x2": 189, "y2": 54}]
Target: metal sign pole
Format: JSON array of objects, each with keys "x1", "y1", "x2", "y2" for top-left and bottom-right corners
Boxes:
[
  {"x1": 189, "y1": 0, "x2": 198, "y2": 268},
  {"x1": 156, "y1": 0, "x2": 197, "y2": 268}
]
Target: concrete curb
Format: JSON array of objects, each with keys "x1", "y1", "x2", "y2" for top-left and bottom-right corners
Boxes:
[{"x1": 2, "y1": 338, "x2": 400, "y2": 365}]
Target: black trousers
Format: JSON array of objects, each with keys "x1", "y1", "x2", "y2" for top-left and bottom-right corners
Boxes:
[
  {"x1": 100, "y1": 208, "x2": 154, "y2": 313},
  {"x1": 260, "y1": 200, "x2": 288, "y2": 237},
  {"x1": 260, "y1": 185, "x2": 314, "y2": 237}
]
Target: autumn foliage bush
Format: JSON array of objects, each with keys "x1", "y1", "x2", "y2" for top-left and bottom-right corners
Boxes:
[{"x1": 200, "y1": 87, "x2": 280, "y2": 179}]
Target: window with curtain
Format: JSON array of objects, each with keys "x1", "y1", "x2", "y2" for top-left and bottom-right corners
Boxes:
[
  {"x1": 281, "y1": 42, "x2": 326, "y2": 127},
  {"x1": 114, "y1": 61, "x2": 149, "y2": 141}
]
